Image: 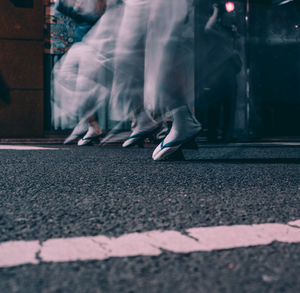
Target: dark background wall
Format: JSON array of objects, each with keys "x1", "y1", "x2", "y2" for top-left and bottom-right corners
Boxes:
[
  {"x1": 196, "y1": 0, "x2": 300, "y2": 140},
  {"x1": 0, "y1": 0, "x2": 44, "y2": 137},
  {"x1": 195, "y1": 0, "x2": 248, "y2": 140},
  {"x1": 247, "y1": 1, "x2": 300, "y2": 138}
]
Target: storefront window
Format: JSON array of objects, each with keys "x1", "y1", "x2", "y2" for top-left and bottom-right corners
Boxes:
[
  {"x1": 196, "y1": 0, "x2": 300, "y2": 140},
  {"x1": 247, "y1": 0, "x2": 300, "y2": 138}
]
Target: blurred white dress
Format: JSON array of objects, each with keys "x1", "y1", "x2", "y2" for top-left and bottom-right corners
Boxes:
[
  {"x1": 110, "y1": 0, "x2": 150, "y2": 121},
  {"x1": 52, "y1": 0, "x2": 124, "y2": 129},
  {"x1": 110, "y1": 0, "x2": 194, "y2": 122},
  {"x1": 144, "y1": 0, "x2": 195, "y2": 115}
]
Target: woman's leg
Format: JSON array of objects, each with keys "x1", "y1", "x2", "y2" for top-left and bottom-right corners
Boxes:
[
  {"x1": 110, "y1": 0, "x2": 159, "y2": 147},
  {"x1": 110, "y1": 0, "x2": 150, "y2": 120},
  {"x1": 62, "y1": 2, "x2": 124, "y2": 145},
  {"x1": 77, "y1": 115, "x2": 103, "y2": 146},
  {"x1": 145, "y1": 0, "x2": 201, "y2": 160}
]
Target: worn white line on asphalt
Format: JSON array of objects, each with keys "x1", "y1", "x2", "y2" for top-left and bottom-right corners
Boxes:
[
  {"x1": 1, "y1": 220, "x2": 299, "y2": 268},
  {"x1": 0, "y1": 241, "x2": 40, "y2": 267},
  {"x1": 0, "y1": 146, "x2": 61, "y2": 150},
  {"x1": 288, "y1": 219, "x2": 300, "y2": 228}
]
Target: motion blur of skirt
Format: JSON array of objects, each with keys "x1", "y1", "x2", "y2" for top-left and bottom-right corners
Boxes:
[
  {"x1": 110, "y1": 0, "x2": 150, "y2": 121},
  {"x1": 51, "y1": 0, "x2": 124, "y2": 130},
  {"x1": 144, "y1": 0, "x2": 195, "y2": 115},
  {"x1": 110, "y1": 0, "x2": 194, "y2": 122}
]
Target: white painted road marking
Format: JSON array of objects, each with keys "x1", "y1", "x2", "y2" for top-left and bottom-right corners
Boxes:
[
  {"x1": 0, "y1": 146, "x2": 61, "y2": 150},
  {"x1": 0, "y1": 241, "x2": 40, "y2": 267},
  {"x1": 1, "y1": 220, "x2": 300, "y2": 268}
]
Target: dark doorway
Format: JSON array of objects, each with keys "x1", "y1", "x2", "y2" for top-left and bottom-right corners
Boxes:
[{"x1": 248, "y1": 0, "x2": 300, "y2": 138}]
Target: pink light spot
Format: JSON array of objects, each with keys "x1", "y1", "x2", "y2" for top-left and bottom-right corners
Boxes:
[{"x1": 225, "y1": 2, "x2": 235, "y2": 13}]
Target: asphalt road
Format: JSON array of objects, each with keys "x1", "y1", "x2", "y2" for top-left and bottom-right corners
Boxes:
[{"x1": 0, "y1": 144, "x2": 300, "y2": 293}]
